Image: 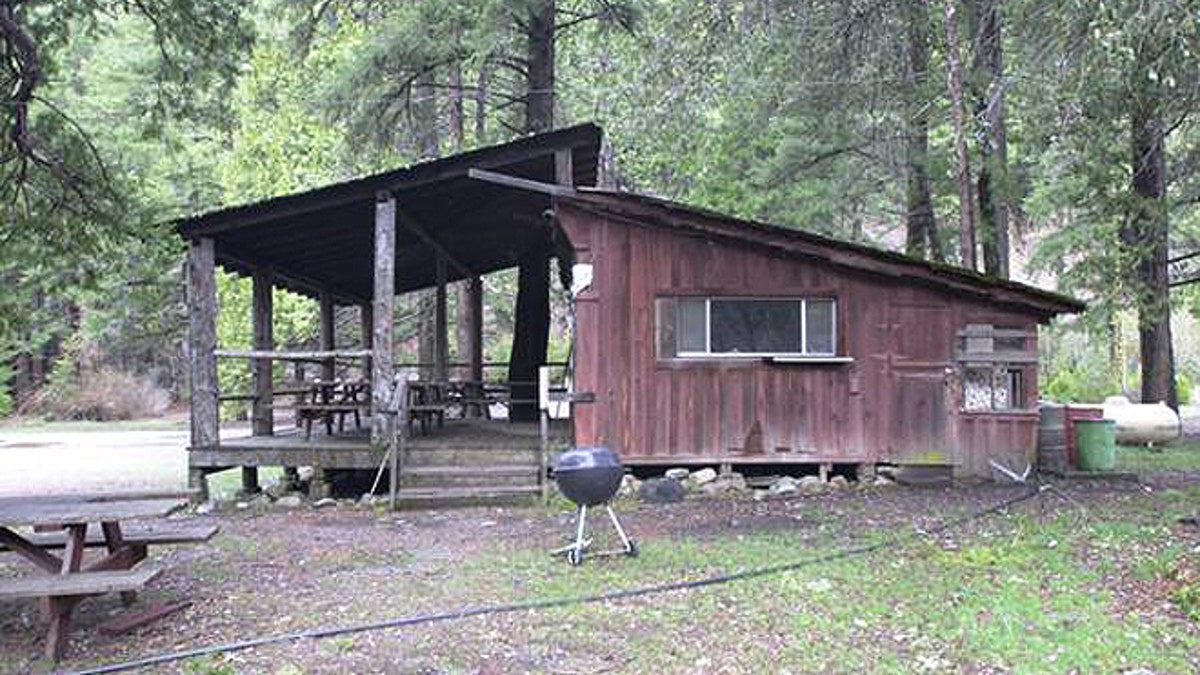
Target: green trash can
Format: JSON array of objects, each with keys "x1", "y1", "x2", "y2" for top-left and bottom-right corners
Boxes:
[{"x1": 1074, "y1": 419, "x2": 1116, "y2": 472}]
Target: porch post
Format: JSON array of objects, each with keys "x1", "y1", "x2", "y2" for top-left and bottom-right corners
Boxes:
[
  {"x1": 360, "y1": 303, "x2": 374, "y2": 381},
  {"x1": 251, "y1": 268, "x2": 274, "y2": 437},
  {"x1": 460, "y1": 276, "x2": 484, "y2": 416},
  {"x1": 319, "y1": 291, "x2": 336, "y2": 381},
  {"x1": 372, "y1": 192, "x2": 396, "y2": 444},
  {"x1": 187, "y1": 237, "x2": 218, "y2": 502},
  {"x1": 245, "y1": 267, "x2": 273, "y2": 495},
  {"x1": 434, "y1": 255, "x2": 448, "y2": 382}
]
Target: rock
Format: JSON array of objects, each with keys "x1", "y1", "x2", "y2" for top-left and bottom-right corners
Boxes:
[
  {"x1": 770, "y1": 476, "x2": 799, "y2": 496},
  {"x1": 710, "y1": 472, "x2": 747, "y2": 493},
  {"x1": 275, "y1": 494, "x2": 304, "y2": 509},
  {"x1": 638, "y1": 477, "x2": 686, "y2": 504},
  {"x1": 829, "y1": 475, "x2": 850, "y2": 489},
  {"x1": 264, "y1": 482, "x2": 292, "y2": 500},
  {"x1": 358, "y1": 493, "x2": 376, "y2": 506},
  {"x1": 873, "y1": 475, "x2": 894, "y2": 487},
  {"x1": 690, "y1": 468, "x2": 719, "y2": 486},
  {"x1": 313, "y1": 498, "x2": 337, "y2": 509},
  {"x1": 665, "y1": 468, "x2": 690, "y2": 481},
  {"x1": 618, "y1": 474, "x2": 642, "y2": 498},
  {"x1": 753, "y1": 489, "x2": 771, "y2": 502},
  {"x1": 799, "y1": 475, "x2": 826, "y2": 495},
  {"x1": 806, "y1": 578, "x2": 833, "y2": 593},
  {"x1": 195, "y1": 501, "x2": 216, "y2": 515},
  {"x1": 249, "y1": 494, "x2": 273, "y2": 509}
]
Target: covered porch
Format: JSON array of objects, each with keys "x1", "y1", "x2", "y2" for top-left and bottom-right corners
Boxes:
[{"x1": 175, "y1": 125, "x2": 600, "y2": 505}]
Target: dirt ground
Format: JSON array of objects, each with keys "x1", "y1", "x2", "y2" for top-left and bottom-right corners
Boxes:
[
  {"x1": 1, "y1": 420, "x2": 1199, "y2": 673},
  {"x1": 1, "y1": 467, "x2": 1198, "y2": 675}
]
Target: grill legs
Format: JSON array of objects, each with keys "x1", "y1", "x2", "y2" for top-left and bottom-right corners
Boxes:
[{"x1": 560, "y1": 503, "x2": 639, "y2": 566}]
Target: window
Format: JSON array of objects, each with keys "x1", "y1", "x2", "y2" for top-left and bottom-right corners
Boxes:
[
  {"x1": 957, "y1": 324, "x2": 1034, "y2": 411},
  {"x1": 676, "y1": 297, "x2": 837, "y2": 357},
  {"x1": 963, "y1": 366, "x2": 1025, "y2": 411}
]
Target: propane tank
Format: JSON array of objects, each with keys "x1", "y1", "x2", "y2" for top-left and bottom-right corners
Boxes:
[{"x1": 1100, "y1": 396, "x2": 1181, "y2": 445}]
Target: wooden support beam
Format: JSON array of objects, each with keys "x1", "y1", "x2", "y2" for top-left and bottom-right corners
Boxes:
[
  {"x1": 372, "y1": 193, "x2": 397, "y2": 445},
  {"x1": 215, "y1": 249, "x2": 363, "y2": 305},
  {"x1": 319, "y1": 291, "x2": 336, "y2": 381},
  {"x1": 393, "y1": 206, "x2": 473, "y2": 279},
  {"x1": 214, "y1": 349, "x2": 370, "y2": 360},
  {"x1": 188, "y1": 237, "x2": 219, "y2": 451},
  {"x1": 468, "y1": 168, "x2": 577, "y2": 198},
  {"x1": 251, "y1": 268, "x2": 274, "y2": 438},
  {"x1": 435, "y1": 256, "x2": 448, "y2": 382}
]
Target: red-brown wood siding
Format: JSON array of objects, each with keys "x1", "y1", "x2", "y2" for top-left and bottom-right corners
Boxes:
[{"x1": 560, "y1": 203, "x2": 1043, "y2": 476}]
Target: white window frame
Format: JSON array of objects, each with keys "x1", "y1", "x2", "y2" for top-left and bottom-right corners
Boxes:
[{"x1": 677, "y1": 297, "x2": 838, "y2": 358}]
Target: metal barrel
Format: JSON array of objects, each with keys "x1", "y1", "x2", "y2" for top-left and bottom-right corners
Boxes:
[{"x1": 1037, "y1": 403, "x2": 1068, "y2": 474}]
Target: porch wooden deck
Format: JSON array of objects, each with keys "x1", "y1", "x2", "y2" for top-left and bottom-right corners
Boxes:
[{"x1": 188, "y1": 418, "x2": 570, "y2": 471}]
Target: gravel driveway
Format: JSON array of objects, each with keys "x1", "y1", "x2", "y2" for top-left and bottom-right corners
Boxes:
[{"x1": 0, "y1": 426, "x2": 249, "y2": 497}]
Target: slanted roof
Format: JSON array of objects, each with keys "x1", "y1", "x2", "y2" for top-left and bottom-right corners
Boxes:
[
  {"x1": 561, "y1": 189, "x2": 1084, "y2": 320},
  {"x1": 174, "y1": 123, "x2": 603, "y2": 303}
]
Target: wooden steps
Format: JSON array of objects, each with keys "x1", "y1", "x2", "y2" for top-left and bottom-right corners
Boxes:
[
  {"x1": 393, "y1": 484, "x2": 541, "y2": 508},
  {"x1": 395, "y1": 444, "x2": 544, "y2": 507}
]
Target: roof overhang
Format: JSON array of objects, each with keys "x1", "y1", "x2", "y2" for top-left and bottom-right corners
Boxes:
[
  {"x1": 174, "y1": 123, "x2": 603, "y2": 303},
  {"x1": 561, "y1": 190, "x2": 1085, "y2": 321}
]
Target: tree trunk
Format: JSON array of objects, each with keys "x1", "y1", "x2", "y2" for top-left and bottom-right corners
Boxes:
[
  {"x1": 414, "y1": 71, "x2": 441, "y2": 378},
  {"x1": 1127, "y1": 55, "x2": 1176, "y2": 410},
  {"x1": 903, "y1": 0, "x2": 941, "y2": 261},
  {"x1": 448, "y1": 29, "x2": 464, "y2": 153},
  {"x1": 475, "y1": 64, "x2": 490, "y2": 145},
  {"x1": 414, "y1": 72, "x2": 439, "y2": 159},
  {"x1": 508, "y1": 241, "x2": 551, "y2": 422},
  {"x1": 525, "y1": 0, "x2": 555, "y2": 133},
  {"x1": 971, "y1": 0, "x2": 1009, "y2": 278},
  {"x1": 508, "y1": 0, "x2": 556, "y2": 421},
  {"x1": 944, "y1": 0, "x2": 976, "y2": 270}
]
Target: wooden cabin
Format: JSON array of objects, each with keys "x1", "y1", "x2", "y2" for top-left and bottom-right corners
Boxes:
[
  {"x1": 555, "y1": 192, "x2": 1082, "y2": 479},
  {"x1": 176, "y1": 124, "x2": 1082, "y2": 506}
]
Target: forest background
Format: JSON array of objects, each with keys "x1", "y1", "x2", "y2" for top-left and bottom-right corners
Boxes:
[{"x1": 2, "y1": 0, "x2": 1200, "y2": 421}]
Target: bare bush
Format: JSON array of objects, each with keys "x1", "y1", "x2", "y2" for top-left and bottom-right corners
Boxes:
[{"x1": 24, "y1": 368, "x2": 171, "y2": 421}]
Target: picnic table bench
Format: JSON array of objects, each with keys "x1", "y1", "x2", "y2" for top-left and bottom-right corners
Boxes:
[{"x1": 0, "y1": 494, "x2": 214, "y2": 662}]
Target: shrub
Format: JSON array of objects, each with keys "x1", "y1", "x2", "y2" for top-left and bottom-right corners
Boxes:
[
  {"x1": 29, "y1": 367, "x2": 170, "y2": 421},
  {"x1": 0, "y1": 360, "x2": 12, "y2": 417},
  {"x1": 1041, "y1": 363, "x2": 1121, "y2": 404}
]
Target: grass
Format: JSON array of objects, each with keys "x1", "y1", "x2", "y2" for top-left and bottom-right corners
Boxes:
[
  {"x1": 442, "y1": 495, "x2": 1200, "y2": 673},
  {"x1": 204, "y1": 466, "x2": 286, "y2": 501},
  {"x1": 1117, "y1": 442, "x2": 1200, "y2": 472}
]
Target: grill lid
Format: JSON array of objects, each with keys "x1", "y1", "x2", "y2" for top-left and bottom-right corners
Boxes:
[{"x1": 555, "y1": 446, "x2": 622, "y2": 472}]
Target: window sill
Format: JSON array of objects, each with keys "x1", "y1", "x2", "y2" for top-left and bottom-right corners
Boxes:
[
  {"x1": 766, "y1": 356, "x2": 854, "y2": 365},
  {"x1": 959, "y1": 409, "x2": 1039, "y2": 418}
]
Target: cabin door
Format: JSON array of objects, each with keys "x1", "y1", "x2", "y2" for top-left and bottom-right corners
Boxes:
[{"x1": 886, "y1": 303, "x2": 954, "y2": 464}]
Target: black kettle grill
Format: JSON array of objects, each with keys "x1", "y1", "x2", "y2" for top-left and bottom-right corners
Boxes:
[{"x1": 553, "y1": 446, "x2": 638, "y2": 565}]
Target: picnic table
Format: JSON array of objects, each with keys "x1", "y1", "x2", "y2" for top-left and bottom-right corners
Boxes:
[
  {"x1": 296, "y1": 379, "x2": 371, "y2": 438},
  {"x1": 0, "y1": 493, "x2": 217, "y2": 662}
]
